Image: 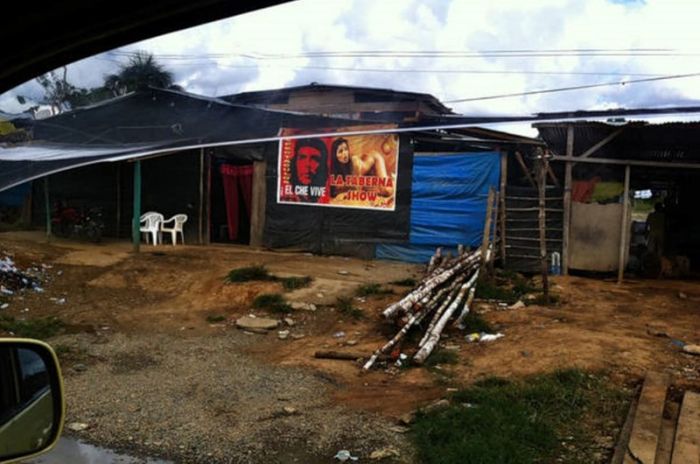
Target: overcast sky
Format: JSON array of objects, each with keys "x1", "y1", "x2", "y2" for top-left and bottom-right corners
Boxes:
[{"x1": 3, "y1": 0, "x2": 700, "y2": 127}]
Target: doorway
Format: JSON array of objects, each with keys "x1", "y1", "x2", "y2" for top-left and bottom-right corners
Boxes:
[{"x1": 210, "y1": 158, "x2": 253, "y2": 244}]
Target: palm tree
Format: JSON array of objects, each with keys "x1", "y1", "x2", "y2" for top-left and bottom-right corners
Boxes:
[{"x1": 104, "y1": 51, "x2": 174, "y2": 96}]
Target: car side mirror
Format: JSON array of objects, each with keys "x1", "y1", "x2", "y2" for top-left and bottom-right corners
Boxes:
[{"x1": 0, "y1": 339, "x2": 65, "y2": 463}]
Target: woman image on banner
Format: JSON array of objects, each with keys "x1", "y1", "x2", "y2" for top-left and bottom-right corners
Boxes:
[{"x1": 330, "y1": 136, "x2": 394, "y2": 199}]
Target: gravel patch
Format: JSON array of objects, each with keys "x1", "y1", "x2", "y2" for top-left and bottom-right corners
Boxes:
[{"x1": 52, "y1": 331, "x2": 414, "y2": 463}]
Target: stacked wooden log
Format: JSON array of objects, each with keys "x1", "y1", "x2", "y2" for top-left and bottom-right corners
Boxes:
[{"x1": 363, "y1": 247, "x2": 484, "y2": 370}]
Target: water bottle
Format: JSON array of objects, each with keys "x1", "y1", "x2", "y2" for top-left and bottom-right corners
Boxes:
[{"x1": 550, "y1": 252, "x2": 561, "y2": 275}]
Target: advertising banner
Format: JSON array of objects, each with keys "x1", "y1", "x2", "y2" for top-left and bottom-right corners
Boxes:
[{"x1": 277, "y1": 125, "x2": 399, "y2": 210}]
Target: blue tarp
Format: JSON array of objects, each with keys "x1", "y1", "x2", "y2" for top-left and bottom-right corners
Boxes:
[
  {"x1": 0, "y1": 182, "x2": 30, "y2": 207},
  {"x1": 376, "y1": 152, "x2": 500, "y2": 263}
]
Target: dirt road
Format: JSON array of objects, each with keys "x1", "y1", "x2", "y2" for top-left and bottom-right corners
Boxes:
[{"x1": 2, "y1": 231, "x2": 700, "y2": 463}]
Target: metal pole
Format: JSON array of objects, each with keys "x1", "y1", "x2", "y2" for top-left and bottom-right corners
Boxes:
[
  {"x1": 132, "y1": 160, "x2": 141, "y2": 253},
  {"x1": 44, "y1": 177, "x2": 51, "y2": 241},
  {"x1": 617, "y1": 165, "x2": 631, "y2": 284}
]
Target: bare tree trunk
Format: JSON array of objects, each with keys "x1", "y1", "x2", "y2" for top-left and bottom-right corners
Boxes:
[
  {"x1": 363, "y1": 307, "x2": 430, "y2": 370},
  {"x1": 453, "y1": 272, "x2": 479, "y2": 328},
  {"x1": 382, "y1": 251, "x2": 481, "y2": 319},
  {"x1": 414, "y1": 282, "x2": 472, "y2": 364}
]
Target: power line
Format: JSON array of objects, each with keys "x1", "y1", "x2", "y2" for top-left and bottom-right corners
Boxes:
[
  {"x1": 443, "y1": 72, "x2": 700, "y2": 103},
  {"x1": 161, "y1": 61, "x2": 663, "y2": 77},
  {"x1": 102, "y1": 51, "x2": 663, "y2": 78},
  {"x1": 110, "y1": 48, "x2": 700, "y2": 61}
]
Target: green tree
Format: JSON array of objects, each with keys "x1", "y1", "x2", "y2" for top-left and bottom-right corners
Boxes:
[
  {"x1": 35, "y1": 67, "x2": 76, "y2": 114},
  {"x1": 104, "y1": 51, "x2": 174, "y2": 96}
]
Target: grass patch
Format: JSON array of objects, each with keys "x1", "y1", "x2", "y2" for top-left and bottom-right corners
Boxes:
[
  {"x1": 475, "y1": 277, "x2": 519, "y2": 303},
  {"x1": 252, "y1": 293, "x2": 291, "y2": 314},
  {"x1": 280, "y1": 276, "x2": 312, "y2": 291},
  {"x1": 411, "y1": 369, "x2": 630, "y2": 464},
  {"x1": 390, "y1": 278, "x2": 417, "y2": 287},
  {"x1": 335, "y1": 296, "x2": 364, "y2": 320},
  {"x1": 0, "y1": 315, "x2": 64, "y2": 340},
  {"x1": 356, "y1": 283, "x2": 394, "y2": 297},
  {"x1": 226, "y1": 266, "x2": 312, "y2": 292},
  {"x1": 459, "y1": 312, "x2": 494, "y2": 334},
  {"x1": 206, "y1": 314, "x2": 226, "y2": 323},
  {"x1": 528, "y1": 293, "x2": 561, "y2": 306},
  {"x1": 226, "y1": 265, "x2": 274, "y2": 283},
  {"x1": 53, "y1": 343, "x2": 88, "y2": 363},
  {"x1": 424, "y1": 348, "x2": 458, "y2": 367}
]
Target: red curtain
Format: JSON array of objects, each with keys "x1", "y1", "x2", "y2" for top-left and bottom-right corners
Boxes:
[{"x1": 220, "y1": 164, "x2": 253, "y2": 241}]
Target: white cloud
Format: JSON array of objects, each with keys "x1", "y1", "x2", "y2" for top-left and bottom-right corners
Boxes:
[{"x1": 3, "y1": 0, "x2": 700, "y2": 126}]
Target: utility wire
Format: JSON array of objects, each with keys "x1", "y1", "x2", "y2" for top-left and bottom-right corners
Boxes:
[{"x1": 443, "y1": 72, "x2": 700, "y2": 103}]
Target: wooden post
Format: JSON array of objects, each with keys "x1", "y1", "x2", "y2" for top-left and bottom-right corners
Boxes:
[
  {"x1": 116, "y1": 163, "x2": 121, "y2": 238},
  {"x1": 499, "y1": 152, "x2": 508, "y2": 264},
  {"x1": 249, "y1": 160, "x2": 267, "y2": 248},
  {"x1": 205, "y1": 151, "x2": 212, "y2": 245},
  {"x1": 489, "y1": 191, "x2": 498, "y2": 275},
  {"x1": 537, "y1": 151, "x2": 549, "y2": 304},
  {"x1": 198, "y1": 148, "x2": 204, "y2": 245},
  {"x1": 132, "y1": 160, "x2": 141, "y2": 253},
  {"x1": 44, "y1": 177, "x2": 51, "y2": 241},
  {"x1": 480, "y1": 187, "x2": 495, "y2": 275},
  {"x1": 562, "y1": 125, "x2": 574, "y2": 275},
  {"x1": 617, "y1": 165, "x2": 631, "y2": 284}
]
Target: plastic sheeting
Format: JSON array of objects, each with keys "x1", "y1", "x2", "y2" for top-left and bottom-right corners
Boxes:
[{"x1": 376, "y1": 152, "x2": 500, "y2": 263}]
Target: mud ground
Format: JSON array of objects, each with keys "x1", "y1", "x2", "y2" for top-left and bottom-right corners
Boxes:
[{"x1": 2, "y1": 231, "x2": 700, "y2": 463}]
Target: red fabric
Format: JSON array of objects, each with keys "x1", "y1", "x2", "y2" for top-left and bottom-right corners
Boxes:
[
  {"x1": 220, "y1": 164, "x2": 253, "y2": 241},
  {"x1": 572, "y1": 177, "x2": 600, "y2": 203}
]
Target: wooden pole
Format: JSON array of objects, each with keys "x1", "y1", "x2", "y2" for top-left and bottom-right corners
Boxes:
[
  {"x1": 489, "y1": 190, "x2": 498, "y2": 276},
  {"x1": 198, "y1": 148, "x2": 204, "y2": 245},
  {"x1": 116, "y1": 163, "x2": 121, "y2": 238},
  {"x1": 537, "y1": 151, "x2": 549, "y2": 304},
  {"x1": 617, "y1": 165, "x2": 631, "y2": 284},
  {"x1": 480, "y1": 187, "x2": 495, "y2": 274},
  {"x1": 205, "y1": 151, "x2": 212, "y2": 245},
  {"x1": 499, "y1": 152, "x2": 508, "y2": 264},
  {"x1": 132, "y1": 160, "x2": 141, "y2": 253},
  {"x1": 562, "y1": 125, "x2": 574, "y2": 275},
  {"x1": 44, "y1": 177, "x2": 51, "y2": 241}
]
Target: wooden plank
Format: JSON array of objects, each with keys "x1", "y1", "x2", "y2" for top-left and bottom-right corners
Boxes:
[
  {"x1": 611, "y1": 386, "x2": 640, "y2": 464},
  {"x1": 671, "y1": 392, "x2": 700, "y2": 464},
  {"x1": 626, "y1": 372, "x2": 669, "y2": 464},
  {"x1": 655, "y1": 398, "x2": 680, "y2": 464}
]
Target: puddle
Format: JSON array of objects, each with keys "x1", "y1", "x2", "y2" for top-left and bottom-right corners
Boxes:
[{"x1": 27, "y1": 437, "x2": 171, "y2": 464}]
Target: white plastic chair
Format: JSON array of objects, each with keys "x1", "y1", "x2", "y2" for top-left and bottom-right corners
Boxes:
[
  {"x1": 139, "y1": 211, "x2": 164, "y2": 245},
  {"x1": 160, "y1": 214, "x2": 187, "y2": 245}
]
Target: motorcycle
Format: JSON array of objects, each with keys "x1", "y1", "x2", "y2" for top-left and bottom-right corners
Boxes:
[{"x1": 51, "y1": 203, "x2": 105, "y2": 243}]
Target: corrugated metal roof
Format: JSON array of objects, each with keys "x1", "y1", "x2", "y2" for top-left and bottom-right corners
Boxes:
[{"x1": 537, "y1": 120, "x2": 700, "y2": 163}]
